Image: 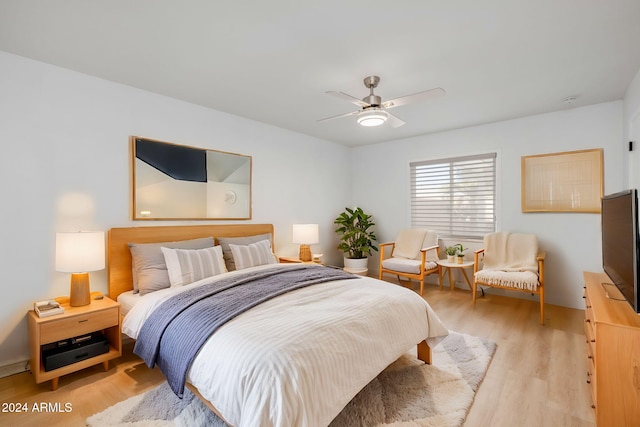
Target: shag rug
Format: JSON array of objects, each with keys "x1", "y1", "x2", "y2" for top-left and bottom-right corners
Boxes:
[{"x1": 87, "y1": 331, "x2": 496, "y2": 427}]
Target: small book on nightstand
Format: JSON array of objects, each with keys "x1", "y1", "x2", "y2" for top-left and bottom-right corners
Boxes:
[{"x1": 34, "y1": 300, "x2": 64, "y2": 318}]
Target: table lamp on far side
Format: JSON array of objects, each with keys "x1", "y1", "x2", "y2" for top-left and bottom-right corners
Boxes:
[
  {"x1": 292, "y1": 224, "x2": 319, "y2": 262},
  {"x1": 55, "y1": 231, "x2": 105, "y2": 307}
]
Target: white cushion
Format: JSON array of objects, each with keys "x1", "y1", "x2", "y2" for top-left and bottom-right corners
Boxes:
[
  {"x1": 161, "y1": 246, "x2": 227, "y2": 287},
  {"x1": 382, "y1": 258, "x2": 438, "y2": 275},
  {"x1": 229, "y1": 239, "x2": 277, "y2": 270},
  {"x1": 217, "y1": 233, "x2": 273, "y2": 271},
  {"x1": 128, "y1": 236, "x2": 215, "y2": 294}
]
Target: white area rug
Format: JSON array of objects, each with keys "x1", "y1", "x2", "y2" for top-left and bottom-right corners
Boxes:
[{"x1": 87, "y1": 331, "x2": 496, "y2": 427}]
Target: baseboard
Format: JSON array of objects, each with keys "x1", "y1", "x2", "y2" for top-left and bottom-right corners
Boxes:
[{"x1": 0, "y1": 360, "x2": 29, "y2": 379}]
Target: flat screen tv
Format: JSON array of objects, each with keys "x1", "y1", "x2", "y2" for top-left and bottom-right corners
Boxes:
[{"x1": 601, "y1": 189, "x2": 640, "y2": 313}]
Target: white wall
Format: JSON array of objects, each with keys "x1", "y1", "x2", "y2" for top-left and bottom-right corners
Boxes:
[
  {"x1": 624, "y1": 67, "x2": 640, "y2": 190},
  {"x1": 351, "y1": 101, "x2": 625, "y2": 309},
  {"x1": 0, "y1": 51, "x2": 351, "y2": 368}
]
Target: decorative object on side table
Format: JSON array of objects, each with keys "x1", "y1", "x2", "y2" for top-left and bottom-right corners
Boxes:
[
  {"x1": 56, "y1": 231, "x2": 105, "y2": 306},
  {"x1": 292, "y1": 224, "x2": 319, "y2": 262},
  {"x1": 444, "y1": 245, "x2": 458, "y2": 263},
  {"x1": 334, "y1": 207, "x2": 378, "y2": 275},
  {"x1": 444, "y1": 243, "x2": 467, "y2": 264},
  {"x1": 34, "y1": 300, "x2": 64, "y2": 318}
]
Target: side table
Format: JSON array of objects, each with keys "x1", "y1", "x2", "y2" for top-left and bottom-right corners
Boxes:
[
  {"x1": 436, "y1": 259, "x2": 475, "y2": 291},
  {"x1": 278, "y1": 256, "x2": 322, "y2": 265},
  {"x1": 28, "y1": 293, "x2": 121, "y2": 390}
]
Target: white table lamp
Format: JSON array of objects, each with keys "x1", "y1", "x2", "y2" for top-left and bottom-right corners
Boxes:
[
  {"x1": 56, "y1": 231, "x2": 105, "y2": 306},
  {"x1": 292, "y1": 224, "x2": 319, "y2": 262}
]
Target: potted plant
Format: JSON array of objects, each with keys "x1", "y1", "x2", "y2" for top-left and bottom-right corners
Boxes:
[
  {"x1": 334, "y1": 207, "x2": 378, "y2": 274},
  {"x1": 444, "y1": 243, "x2": 467, "y2": 263},
  {"x1": 444, "y1": 245, "x2": 458, "y2": 263},
  {"x1": 456, "y1": 244, "x2": 468, "y2": 264}
]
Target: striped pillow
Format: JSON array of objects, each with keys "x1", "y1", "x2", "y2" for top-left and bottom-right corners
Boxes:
[
  {"x1": 161, "y1": 245, "x2": 227, "y2": 287},
  {"x1": 229, "y1": 239, "x2": 277, "y2": 270}
]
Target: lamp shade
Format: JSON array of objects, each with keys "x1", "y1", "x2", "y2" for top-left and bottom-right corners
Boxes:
[
  {"x1": 55, "y1": 231, "x2": 105, "y2": 273},
  {"x1": 292, "y1": 224, "x2": 319, "y2": 245}
]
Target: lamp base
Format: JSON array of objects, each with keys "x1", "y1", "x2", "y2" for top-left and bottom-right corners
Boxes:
[
  {"x1": 298, "y1": 244, "x2": 312, "y2": 262},
  {"x1": 70, "y1": 273, "x2": 91, "y2": 307}
]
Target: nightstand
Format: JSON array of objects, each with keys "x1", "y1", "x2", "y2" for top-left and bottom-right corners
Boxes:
[
  {"x1": 27, "y1": 293, "x2": 122, "y2": 390},
  {"x1": 278, "y1": 256, "x2": 322, "y2": 265}
]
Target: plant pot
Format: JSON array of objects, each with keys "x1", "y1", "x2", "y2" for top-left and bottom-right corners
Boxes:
[
  {"x1": 344, "y1": 257, "x2": 368, "y2": 275},
  {"x1": 447, "y1": 255, "x2": 456, "y2": 263},
  {"x1": 456, "y1": 256, "x2": 464, "y2": 264}
]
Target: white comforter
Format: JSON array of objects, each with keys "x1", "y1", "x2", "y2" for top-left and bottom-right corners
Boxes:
[{"x1": 122, "y1": 263, "x2": 448, "y2": 427}]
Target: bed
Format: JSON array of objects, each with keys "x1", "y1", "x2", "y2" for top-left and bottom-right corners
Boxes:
[{"x1": 108, "y1": 224, "x2": 448, "y2": 427}]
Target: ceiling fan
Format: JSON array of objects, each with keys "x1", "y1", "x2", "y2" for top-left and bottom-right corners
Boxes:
[{"x1": 318, "y1": 75, "x2": 445, "y2": 128}]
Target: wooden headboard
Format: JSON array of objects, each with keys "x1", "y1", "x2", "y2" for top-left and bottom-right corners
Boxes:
[{"x1": 107, "y1": 224, "x2": 274, "y2": 301}]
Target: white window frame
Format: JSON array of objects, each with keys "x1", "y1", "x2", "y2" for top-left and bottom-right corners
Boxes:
[{"x1": 410, "y1": 153, "x2": 497, "y2": 239}]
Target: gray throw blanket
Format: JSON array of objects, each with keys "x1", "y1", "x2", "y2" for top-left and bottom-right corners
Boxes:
[{"x1": 134, "y1": 265, "x2": 357, "y2": 397}]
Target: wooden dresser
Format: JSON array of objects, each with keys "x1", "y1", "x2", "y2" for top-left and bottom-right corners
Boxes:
[{"x1": 583, "y1": 271, "x2": 640, "y2": 426}]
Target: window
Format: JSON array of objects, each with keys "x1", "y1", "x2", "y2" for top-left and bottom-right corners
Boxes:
[{"x1": 410, "y1": 153, "x2": 496, "y2": 239}]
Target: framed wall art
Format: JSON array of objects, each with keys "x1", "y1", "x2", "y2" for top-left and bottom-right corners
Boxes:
[
  {"x1": 521, "y1": 148, "x2": 603, "y2": 213},
  {"x1": 130, "y1": 136, "x2": 252, "y2": 220}
]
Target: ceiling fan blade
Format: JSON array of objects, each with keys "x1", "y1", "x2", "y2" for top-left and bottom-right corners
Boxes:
[
  {"x1": 326, "y1": 91, "x2": 370, "y2": 108},
  {"x1": 316, "y1": 110, "x2": 360, "y2": 123},
  {"x1": 382, "y1": 87, "x2": 446, "y2": 109},
  {"x1": 386, "y1": 112, "x2": 406, "y2": 128}
]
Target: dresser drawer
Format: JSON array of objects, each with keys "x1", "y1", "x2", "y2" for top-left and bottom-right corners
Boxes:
[
  {"x1": 40, "y1": 308, "x2": 119, "y2": 344},
  {"x1": 584, "y1": 316, "x2": 595, "y2": 343},
  {"x1": 585, "y1": 335, "x2": 595, "y2": 365}
]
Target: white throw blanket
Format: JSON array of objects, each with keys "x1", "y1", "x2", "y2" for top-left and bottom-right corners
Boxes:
[
  {"x1": 393, "y1": 229, "x2": 427, "y2": 259},
  {"x1": 476, "y1": 232, "x2": 540, "y2": 291}
]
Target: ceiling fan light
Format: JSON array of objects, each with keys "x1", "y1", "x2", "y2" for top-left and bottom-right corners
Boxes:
[{"x1": 357, "y1": 109, "x2": 388, "y2": 127}]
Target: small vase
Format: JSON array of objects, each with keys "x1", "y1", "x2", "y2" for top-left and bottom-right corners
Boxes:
[
  {"x1": 447, "y1": 255, "x2": 456, "y2": 263},
  {"x1": 456, "y1": 256, "x2": 464, "y2": 264}
]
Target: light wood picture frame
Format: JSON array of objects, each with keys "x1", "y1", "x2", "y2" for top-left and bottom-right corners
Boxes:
[
  {"x1": 130, "y1": 136, "x2": 252, "y2": 220},
  {"x1": 521, "y1": 148, "x2": 603, "y2": 213}
]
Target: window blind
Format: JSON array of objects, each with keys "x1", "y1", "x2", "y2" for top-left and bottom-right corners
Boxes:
[{"x1": 410, "y1": 153, "x2": 497, "y2": 239}]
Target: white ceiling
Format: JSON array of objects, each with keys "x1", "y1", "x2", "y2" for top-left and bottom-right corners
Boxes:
[{"x1": 1, "y1": 1, "x2": 640, "y2": 147}]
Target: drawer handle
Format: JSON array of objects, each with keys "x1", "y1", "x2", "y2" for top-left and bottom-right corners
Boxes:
[
  {"x1": 586, "y1": 378, "x2": 591, "y2": 384},
  {"x1": 78, "y1": 319, "x2": 89, "y2": 323},
  {"x1": 588, "y1": 355, "x2": 593, "y2": 359},
  {"x1": 75, "y1": 352, "x2": 89, "y2": 359}
]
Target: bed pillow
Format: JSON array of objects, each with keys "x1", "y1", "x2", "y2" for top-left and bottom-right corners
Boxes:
[
  {"x1": 161, "y1": 246, "x2": 227, "y2": 287},
  {"x1": 128, "y1": 237, "x2": 215, "y2": 295},
  {"x1": 228, "y1": 239, "x2": 277, "y2": 270},
  {"x1": 217, "y1": 233, "x2": 273, "y2": 271}
]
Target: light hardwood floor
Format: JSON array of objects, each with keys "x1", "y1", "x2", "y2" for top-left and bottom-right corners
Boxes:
[{"x1": 0, "y1": 281, "x2": 594, "y2": 427}]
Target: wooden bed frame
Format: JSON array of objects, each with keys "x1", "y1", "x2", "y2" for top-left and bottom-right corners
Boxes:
[{"x1": 106, "y1": 223, "x2": 432, "y2": 424}]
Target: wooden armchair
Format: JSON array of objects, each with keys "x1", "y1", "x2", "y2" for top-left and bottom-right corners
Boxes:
[
  {"x1": 379, "y1": 229, "x2": 440, "y2": 295},
  {"x1": 473, "y1": 232, "x2": 545, "y2": 324}
]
